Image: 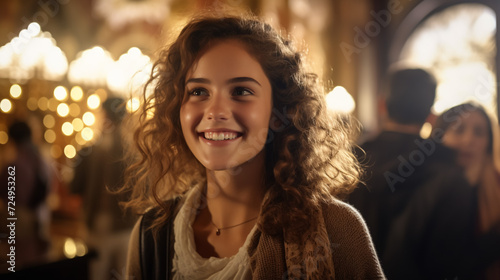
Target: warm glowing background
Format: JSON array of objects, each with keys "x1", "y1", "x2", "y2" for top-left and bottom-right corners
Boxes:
[{"x1": 0, "y1": 0, "x2": 499, "y2": 275}]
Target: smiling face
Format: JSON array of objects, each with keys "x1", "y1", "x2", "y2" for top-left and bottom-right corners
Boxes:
[
  {"x1": 180, "y1": 39, "x2": 273, "y2": 171},
  {"x1": 442, "y1": 111, "x2": 490, "y2": 168}
]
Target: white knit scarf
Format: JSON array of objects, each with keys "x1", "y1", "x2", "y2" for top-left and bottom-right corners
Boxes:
[{"x1": 172, "y1": 185, "x2": 256, "y2": 280}]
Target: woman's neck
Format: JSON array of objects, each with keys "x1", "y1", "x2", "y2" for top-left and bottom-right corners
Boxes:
[
  {"x1": 464, "y1": 156, "x2": 488, "y2": 186},
  {"x1": 204, "y1": 151, "x2": 267, "y2": 227}
]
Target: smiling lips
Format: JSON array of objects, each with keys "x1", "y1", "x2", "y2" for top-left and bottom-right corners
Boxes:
[{"x1": 202, "y1": 131, "x2": 240, "y2": 141}]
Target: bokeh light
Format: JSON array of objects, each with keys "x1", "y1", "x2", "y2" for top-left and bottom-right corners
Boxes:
[
  {"x1": 75, "y1": 239, "x2": 87, "y2": 257},
  {"x1": 70, "y1": 86, "x2": 84, "y2": 101},
  {"x1": 126, "y1": 97, "x2": 140, "y2": 113},
  {"x1": 44, "y1": 129, "x2": 56, "y2": 143},
  {"x1": 68, "y1": 46, "x2": 115, "y2": 87},
  {"x1": 27, "y1": 97, "x2": 38, "y2": 111},
  {"x1": 87, "y1": 94, "x2": 100, "y2": 110},
  {"x1": 63, "y1": 237, "x2": 77, "y2": 258},
  {"x1": 62, "y1": 122, "x2": 74, "y2": 136},
  {"x1": 106, "y1": 47, "x2": 152, "y2": 96},
  {"x1": 10, "y1": 84, "x2": 22, "y2": 99},
  {"x1": 0, "y1": 99, "x2": 12, "y2": 113},
  {"x1": 81, "y1": 127, "x2": 94, "y2": 141},
  {"x1": 28, "y1": 22, "x2": 41, "y2": 37},
  {"x1": 0, "y1": 131, "x2": 8, "y2": 144},
  {"x1": 64, "y1": 145, "x2": 77, "y2": 159},
  {"x1": 54, "y1": 85, "x2": 68, "y2": 101},
  {"x1": 42, "y1": 42, "x2": 69, "y2": 81},
  {"x1": 48, "y1": 98, "x2": 58, "y2": 112},
  {"x1": 75, "y1": 132, "x2": 87, "y2": 145},
  {"x1": 43, "y1": 114, "x2": 55, "y2": 128},
  {"x1": 325, "y1": 86, "x2": 356, "y2": 114},
  {"x1": 419, "y1": 122, "x2": 433, "y2": 139},
  {"x1": 57, "y1": 103, "x2": 69, "y2": 117},
  {"x1": 82, "y1": 112, "x2": 95, "y2": 126},
  {"x1": 38, "y1": 97, "x2": 48, "y2": 111},
  {"x1": 72, "y1": 118, "x2": 84, "y2": 131}
]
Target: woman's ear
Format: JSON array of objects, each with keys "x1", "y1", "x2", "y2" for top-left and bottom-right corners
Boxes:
[
  {"x1": 269, "y1": 106, "x2": 292, "y2": 133},
  {"x1": 269, "y1": 112, "x2": 283, "y2": 132}
]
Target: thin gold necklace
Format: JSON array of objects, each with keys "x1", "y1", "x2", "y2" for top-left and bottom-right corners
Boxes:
[{"x1": 210, "y1": 216, "x2": 258, "y2": 236}]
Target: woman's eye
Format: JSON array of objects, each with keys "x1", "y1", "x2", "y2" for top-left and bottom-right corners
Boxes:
[
  {"x1": 473, "y1": 126, "x2": 487, "y2": 138},
  {"x1": 450, "y1": 123, "x2": 464, "y2": 134},
  {"x1": 189, "y1": 88, "x2": 208, "y2": 96},
  {"x1": 233, "y1": 87, "x2": 253, "y2": 96}
]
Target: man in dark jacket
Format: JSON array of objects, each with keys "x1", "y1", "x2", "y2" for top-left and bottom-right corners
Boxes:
[{"x1": 349, "y1": 68, "x2": 477, "y2": 279}]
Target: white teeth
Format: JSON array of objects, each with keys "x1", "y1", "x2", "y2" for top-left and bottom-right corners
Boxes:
[{"x1": 204, "y1": 132, "x2": 238, "y2": 141}]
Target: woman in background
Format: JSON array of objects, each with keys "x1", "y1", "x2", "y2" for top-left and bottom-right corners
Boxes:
[{"x1": 434, "y1": 102, "x2": 500, "y2": 279}]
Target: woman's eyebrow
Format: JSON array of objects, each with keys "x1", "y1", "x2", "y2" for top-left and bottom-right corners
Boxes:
[
  {"x1": 185, "y1": 77, "x2": 262, "y2": 87},
  {"x1": 185, "y1": 77, "x2": 210, "y2": 85},
  {"x1": 227, "y1": 77, "x2": 261, "y2": 86}
]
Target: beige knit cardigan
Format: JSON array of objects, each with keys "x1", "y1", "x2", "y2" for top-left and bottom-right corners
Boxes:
[{"x1": 125, "y1": 198, "x2": 385, "y2": 279}]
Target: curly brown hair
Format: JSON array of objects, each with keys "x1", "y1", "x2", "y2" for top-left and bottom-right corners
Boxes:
[{"x1": 123, "y1": 13, "x2": 362, "y2": 237}]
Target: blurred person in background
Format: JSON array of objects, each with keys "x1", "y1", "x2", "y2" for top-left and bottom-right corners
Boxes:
[
  {"x1": 433, "y1": 102, "x2": 500, "y2": 280},
  {"x1": 71, "y1": 97, "x2": 136, "y2": 280},
  {"x1": 0, "y1": 120, "x2": 51, "y2": 271},
  {"x1": 349, "y1": 68, "x2": 477, "y2": 279}
]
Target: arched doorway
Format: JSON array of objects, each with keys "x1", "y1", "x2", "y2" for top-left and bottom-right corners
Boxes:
[{"x1": 389, "y1": 0, "x2": 499, "y2": 119}]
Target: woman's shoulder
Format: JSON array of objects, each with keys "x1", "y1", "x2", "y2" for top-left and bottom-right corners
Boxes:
[
  {"x1": 127, "y1": 197, "x2": 184, "y2": 255},
  {"x1": 322, "y1": 198, "x2": 367, "y2": 228},
  {"x1": 140, "y1": 196, "x2": 184, "y2": 231},
  {"x1": 125, "y1": 197, "x2": 184, "y2": 280},
  {"x1": 320, "y1": 198, "x2": 376, "y2": 256},
  {"x1": 321, "y1": 198, "x2": 386, "y2": 279}
]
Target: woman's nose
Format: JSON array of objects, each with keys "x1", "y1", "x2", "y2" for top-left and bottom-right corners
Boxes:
[
  {"x1": 461, "y1": 130, "x2": 475, "y2": 147},
  {"x1": 206, "y1": 95, "x2": 231, "y2": 121}
]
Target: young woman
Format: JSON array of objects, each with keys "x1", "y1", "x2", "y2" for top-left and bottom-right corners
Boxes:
[
  {"x1": 123, "y1": 14, "x2": 384, "y2": 279},
  {"x1": 434, "y1": 102, "x2": 500, "y2": 279}
]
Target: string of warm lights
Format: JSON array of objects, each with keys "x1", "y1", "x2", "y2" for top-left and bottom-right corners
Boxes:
[{"x1": 0, "y1": 22, "x2": 153, "y2": 161}]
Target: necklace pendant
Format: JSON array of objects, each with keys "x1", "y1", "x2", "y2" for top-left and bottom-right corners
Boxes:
[{"x1": 216, "y1": 229, "x2": 221, "y2": 236}]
